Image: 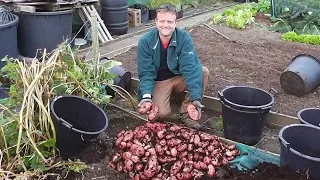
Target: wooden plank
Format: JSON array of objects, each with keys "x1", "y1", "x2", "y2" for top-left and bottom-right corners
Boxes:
[
  {"x1": 85, "y1": 5, "x2": 109, "y2": 43},
  {"x1": 129, "y1": 78, "x2": 299, "y2": 128},
  {"x1": 16, "y1": 5, "x2": 35, "y2": 12},
  {"x1": 81, "y1": 6, "x2": 105, "y2": 43},
  {"x1": 88, "y1": 5, "x2": 113, "y2": 40}
]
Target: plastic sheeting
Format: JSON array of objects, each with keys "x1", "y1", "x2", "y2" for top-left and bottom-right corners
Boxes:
[{"x1": 128, "y1": 0, "x2": 201, "y2": 8}]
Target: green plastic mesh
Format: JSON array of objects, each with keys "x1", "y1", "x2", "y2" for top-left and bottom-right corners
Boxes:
[{"x1": 271, "y1": 0, "x2": 320, "y2": 17}]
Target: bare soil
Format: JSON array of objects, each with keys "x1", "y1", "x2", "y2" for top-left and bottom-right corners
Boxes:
[{"x1": 113, "y1": 19, "x2": 320, "y2": 117}]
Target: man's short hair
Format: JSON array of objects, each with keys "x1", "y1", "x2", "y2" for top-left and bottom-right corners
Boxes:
[{"x1": 156, "y1": 4, "x2": 177, "y2": 17}]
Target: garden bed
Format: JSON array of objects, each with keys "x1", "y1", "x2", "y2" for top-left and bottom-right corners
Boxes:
[
  {"x1": 60, "y1": 106, "x2": 306, "y2": 180},
  {"x1": 113, "y1": 19, "x2": 320, "y2": 117}
]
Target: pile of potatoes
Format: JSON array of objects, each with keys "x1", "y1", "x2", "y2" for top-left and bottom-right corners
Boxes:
[{"x1": 108, "y1": 122, "x2": 239, "y2": 180}]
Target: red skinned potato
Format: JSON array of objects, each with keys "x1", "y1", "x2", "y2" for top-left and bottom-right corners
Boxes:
[
  {"x1": 125, "y1": 159, "x2": 134, "y2": 171},
  {"x1": 144, "y1": 155, "x2": 159, "y2": 178},
  {"x1": 170, "y1": 160, "x2": 184, "y2": 175},
  {"x1": 122, "y1": 152, "x2": 132, "y2": 160},
  {"x1": 207, "y1": 164, "x2": 216, "y2": 177},
  {"x1": 130, "y1": 144, "x2": 145, "y2": 157},
  {"x1": 138, "y1": 101, "x2": 152, "y2": 114},
  {"x1": 187, "y1": 103, "x2": 199, "y2": 120},
  {"x1": 147, "y1": 105, "x2": 159, "y2": 121}
]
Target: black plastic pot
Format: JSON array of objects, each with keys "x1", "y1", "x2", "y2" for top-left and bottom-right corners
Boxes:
[
  {"x1": 218, "y1": 86, "x2": 274, "y2": 145},
  {"x1": 0, "y1": 14, "x2": 19, "y2": 69},
  {"x1": 16, "y1": 9, "x2": 73, "y2": 58},
  {"x1": 177, "y1": 10, "x2": 183, "y2": 19},
  {"x1": 100, "y1": 57, "x2": 132, "y2": 96},
  {"x1": 149, "y1": 9, "x2": 156, "y2": 20},
  {"x1": 298, "y1": 108, "x2": 320, "y2": 128},
  {"x1": 279, "y1": 124, "x2": 320, "y2": 180},
  {"x1": 131, "y1": 5, "x2": 149, "y2": 23},
  {"x1": 280, "y1": 54, "x2": 320, "y2": 96},
  {"x1": 50, "y1": 95, "x2": 108, "y2": 159}
]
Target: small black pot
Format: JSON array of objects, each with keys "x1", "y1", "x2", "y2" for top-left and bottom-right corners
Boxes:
[
  {"x1": 177, "y1": 10, "x2": 183, "y2": 19},
  {"x1": 149, "y1": 9, "x2": 156, "y2": 20}
]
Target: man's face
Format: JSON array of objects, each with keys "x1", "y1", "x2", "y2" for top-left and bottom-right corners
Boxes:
[{"x1": 155, "y1": 12, "x2": 177, "y2": 38}]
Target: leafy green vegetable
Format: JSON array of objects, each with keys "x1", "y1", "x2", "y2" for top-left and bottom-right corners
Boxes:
[
  {"x1": 282, "y1": 31, "x2": 320, "y2": 45},
  {"x1": 252, "y1": 0, "x2": 271, "y2": 14},
  {"x1": 269, "y1": 3, "x2": 320, "y2": 35},
  {"x1": 211, "y1": 4, "x2": 256, "y2": 29}
]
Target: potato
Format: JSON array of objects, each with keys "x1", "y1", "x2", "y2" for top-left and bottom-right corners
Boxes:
[
  {"x1": 138, "y1": 102, "x2": 152, "y2": 114},
  {"x1": 207, "y1": 164, "x2": 215, "y2": 177},
  {"x1": 147, "y1": 105, "x2": 159, "y2": 121},
  {"x1": 187, "y1": 104, "x2": 199, "y2": 120}
]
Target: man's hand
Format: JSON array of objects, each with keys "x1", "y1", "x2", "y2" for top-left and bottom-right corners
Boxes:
[
  {"x1": 138, "y1": 98, "x2": 153, "y2": 115},
  {"x1": 192, "y1": 100, "x2": 204, "y2": 119}
]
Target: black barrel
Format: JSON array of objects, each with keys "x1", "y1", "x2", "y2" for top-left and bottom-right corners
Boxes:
[{"x1": 101, "y1": 0, "x2": 128, "y2": 36}]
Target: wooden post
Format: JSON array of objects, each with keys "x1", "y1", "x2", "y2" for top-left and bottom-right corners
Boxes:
[{"x1": 90, "y1": 11, "x2": 99, "y2": 78}]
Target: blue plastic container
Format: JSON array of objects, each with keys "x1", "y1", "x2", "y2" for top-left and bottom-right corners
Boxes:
[{"x1": 279, "y1": 124, "x2": 320, "y2": 180}]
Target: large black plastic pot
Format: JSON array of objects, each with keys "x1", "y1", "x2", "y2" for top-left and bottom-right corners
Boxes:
[
  {"x1": 50, "y1": 95, "x2": 108, "y2": 159},
  {"x1": 298, "y1": 108, "x2": 320, "y2": 128},
  {"x1": 100, "y1": 57, "x2": 132, "y2": 96},
  {"x1": 101, "y1": 0, "x2": 128, "y2": 36},
  {"x1": 219, "y1": 86, "x2": 274, "y2": 145},
  {"x1": 279, "y1": 124, "x2": 320, "y2": 180},
  {"x1": 0, "y1": 14, "x2": 19, "y2": 69},
  {"x1": 280, "y1": 54, "x2": 320, "y2": 96},
  {"x1": 16, "y1": 9, "x2": 73, "y2": 58}
]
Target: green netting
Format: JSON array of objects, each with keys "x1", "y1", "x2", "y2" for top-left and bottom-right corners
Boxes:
[
  {"x1": 127, "y1": 0, "x2": 202, "y2": 9},
  {"x1": 271, "y1": 0, "x2": 320, "y2": 17},
  {"x1": 270, "y1": 0, "x2": 320, "y2": 35}
]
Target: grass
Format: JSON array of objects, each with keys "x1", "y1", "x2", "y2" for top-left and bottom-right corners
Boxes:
[{"x1": 211, "y1": 116, "x2": 224, "y2": 131}]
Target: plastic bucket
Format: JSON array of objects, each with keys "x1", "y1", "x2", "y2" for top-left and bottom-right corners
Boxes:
[
  {"x1": 50, "y1": 95, "x2": 108, "y2": 159},
  {"x1": 100, "y1": 57, "x2": 132, "y2": 96},
  {"x1": 279, "y1": 124, "x2": 320, "y2": 180},
  {"x1": 280, "y1": 54, "x2": 320, "y2": 96},
  {"x1": 218, "y1": 86, "x2": 274, "y2": 145},
  {"x1": 16, "y1": 9, "x2": 74, "y2": 58},
  {"x1": 0, "y1": 14, "x2": 19, "y2": 69},
  {"x1": 298, "y1": 108, "x2": 320, "y2": 128}
]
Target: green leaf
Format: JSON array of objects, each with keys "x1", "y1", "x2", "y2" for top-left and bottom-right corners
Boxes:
[
  {"x1": 269, "y1": 21, "x2": 292, "y2": 33},
  {"x1": 38, "y1": 138, "x2": 56, "y2": 148},
  {"x1": 301, "y1": 24, "x2": 320, "y2": 35}
]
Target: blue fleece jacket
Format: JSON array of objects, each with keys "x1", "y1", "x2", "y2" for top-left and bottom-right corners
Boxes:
[{"x1": 136, "y1": 27, "x2": 203, "y2": 101}]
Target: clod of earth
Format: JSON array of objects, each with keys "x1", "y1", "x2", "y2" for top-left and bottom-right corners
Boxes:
[{"x1": 108, "y1": 122, "x2": 239, "y2": 179}]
